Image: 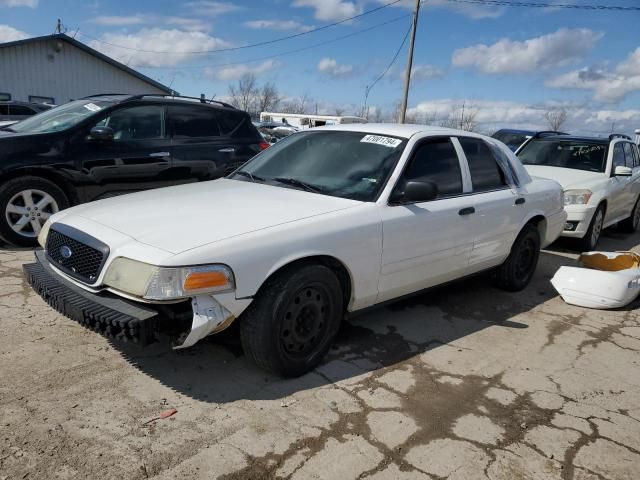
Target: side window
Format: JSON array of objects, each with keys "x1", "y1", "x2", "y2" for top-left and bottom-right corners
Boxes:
[
  {"x1": 217, "y1": 110, "x2": 255, "y2": 138},
  {"x1": 10, "y1": 105, "x2": 36, "y2": 115},
  {"x1": 623, "y1": 143, "x2": 635, "y2": 168},
  {"x1": 0, "y1": 93, "x2": 11, "y2": 101},
  {"x1": 101, "y1": 105, "x2": 164, "y2": 141},
  {"x1": 612, "y1": 143, "x2": 626, "y2": 169},
  {"x1": 631, "y1": 145, "x2": 640, "y2": 168},
  {"x1": 0, "y1": 105, "x2": 8, "y2": 115},
  {"x1": 399, "y1": 138, "x2": 463, "y2": 198},
  {"x1": 459, "y1": 137, "x2": 508, "y2": 191},
  {"x1": 169, "y1": 105, "x2": 220, "y2": 138}
]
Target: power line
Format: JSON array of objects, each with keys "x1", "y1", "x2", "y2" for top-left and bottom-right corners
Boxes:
[
  {"x1": 443, "y1": 0, "x2": 640, "y2": 11},
  {"x1": 76, "y1": 0, "x2": 405, "y2": 55},
  {"x1": 132, "y1": 14, "x2": 411, "y2": 70}
]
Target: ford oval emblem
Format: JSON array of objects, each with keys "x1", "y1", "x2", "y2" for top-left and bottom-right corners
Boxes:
[{"x1": 60, "y1": 246, "x2": 73, "y2": 259}]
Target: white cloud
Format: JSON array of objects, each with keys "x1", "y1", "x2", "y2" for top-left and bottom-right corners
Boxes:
[
  {"x1": 91, "y1": 15, "x2": 147, "y2": 26},
  {"x1": 0, "y1": 24, "x2": 28, "y2": 42},
  {"x1": 380, "y1": 0, "x2": 503, "y2": 20},
  {"x1": 293, "y1": 0, "x2": 360, "y2": 22},
  {"x1": 185, "y1": 1, "x2": 240, "y2": 16},
  {"x1": 244, "y1": 19, "x2": 313, "y2": 32},
  {"x1": 452, "y1": 28, "x2": 602, "y2": 75},
  {"x1": 90, "y1": 14, "x2": 211, "y2": 31},
  {"x1": 409, "y1": 64, "x2": 445, "y2": 81},
  {"x1": 205, "y1": 60, "x2": 279, "y2": 81},
  {"x1": 317, "y1": 57, "x2": 353, "y2": 77},
  {"x1": 407, "y1": 98, "x2": 640, "y2": 137},
  {"x1": 0, "y1": 0, "x2": 37, "y2": 7},
  {"x1": 546, "y1": 47, "x2": 640, "y2": 103},
  {"x1": 89, "y1": 28, "x2": 231, "y2": 67}
]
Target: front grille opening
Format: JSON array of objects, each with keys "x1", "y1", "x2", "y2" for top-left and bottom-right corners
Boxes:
[{"x1": 45, "y1": 229, "x2": 108, "y2": 284}]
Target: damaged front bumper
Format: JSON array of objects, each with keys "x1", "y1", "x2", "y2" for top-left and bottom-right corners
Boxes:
[{"x1": 23, "y1": 250, "x2": 249, "y2": 347}]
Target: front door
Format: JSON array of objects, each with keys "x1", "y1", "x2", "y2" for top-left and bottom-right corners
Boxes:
[
  {"x1": 378, "y1": 137, "x2": 474, "y2": 302},
  {"x1": 75, "y1": 104, "x2": 173, "y2": 201},
  {"x1": 609, "y1": 142, "x2": 631, "y2": 222}
]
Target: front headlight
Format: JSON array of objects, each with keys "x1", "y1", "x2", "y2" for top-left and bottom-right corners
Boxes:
[
  {"x1": 564, "y1": 189, "x2": 592, "y2": 206},
  {"x1": 103, "y1": 257, "x2": 235, "y2": 300},
  {"x1": 37, "y1": 220, "x2": 52, "y2": 248}
]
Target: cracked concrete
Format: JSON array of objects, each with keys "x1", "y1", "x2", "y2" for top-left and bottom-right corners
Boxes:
[{"x1": 2, "y1": 230, "x2": 640, "y2": 479}]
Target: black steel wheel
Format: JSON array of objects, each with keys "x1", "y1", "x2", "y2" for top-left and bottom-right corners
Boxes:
[
  {"x1": 240, "y1": 263, "x2": 344, "y2": 377},
  {"x1": 493, "y1": 223, "x2": 541, "y2": 292}
]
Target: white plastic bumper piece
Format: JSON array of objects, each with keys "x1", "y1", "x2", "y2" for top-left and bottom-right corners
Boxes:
[
  {"x1": 551, "y1": 266, "x2": 640, "y2": 309},
  {"x1": 173, "y1": 295, "x2": 235, "y2": 349}
]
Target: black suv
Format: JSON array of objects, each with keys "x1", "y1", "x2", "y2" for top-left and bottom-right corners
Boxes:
[
  {"x1": 492, "y1": 129, "x2": 568, "y2": 152},
  {"x1": 0, "y1": 94, "x2": 267, "y2": 246}
]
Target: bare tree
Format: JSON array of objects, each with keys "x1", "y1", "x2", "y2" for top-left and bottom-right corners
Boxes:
[
  {"x1": 544, "y1": 107, "x2": 568, "y2": 131},
  {"x1": 334, "y1": 106, "x2": 346, "y2": 116},
  {"x1": 228, "y1": 73, "x2": 258, "y2": 114},
  {"x1": 256, "y1": 81, "x2": 281, "y2": 114},
  {"x1": 280, "y1": 92, "x2": 312, "y2": 114},
  {"x1": 439, "y1": 101, "x2": 479, "y2": 131}
]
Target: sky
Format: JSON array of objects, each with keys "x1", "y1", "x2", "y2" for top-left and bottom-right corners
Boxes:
[{"x1": 1, "y1": 0, "x2": 639, "y2": 136}]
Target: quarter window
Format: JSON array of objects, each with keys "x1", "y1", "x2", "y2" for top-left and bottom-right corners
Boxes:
[
  {"x1": 612, "y1": 144, "x2": 626, "y2": 169},
  {"x1": 169, "y1": 105, "x2": 220, "y2": 138},
  {"x1": 217, "y1": 109, "x2": 255, "y2": 138},
  {"x1": 459, "y1": 137, "x2": 508, "y2": 191},
  {"x1": 400, "y1": 138, "x2": 463, "y2": 198},
  {"x1": 100, "y1": 105, "x2": 164, "y2": 141}
]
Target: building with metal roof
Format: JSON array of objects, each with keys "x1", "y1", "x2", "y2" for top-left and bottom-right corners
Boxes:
[{"x1": 0, "y1": 33, "x2": 175, "y2": 104}]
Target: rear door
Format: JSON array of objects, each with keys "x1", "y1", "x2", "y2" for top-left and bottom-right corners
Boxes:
[
  {"x1": 216, "y1": 108, "x2": 264, "y2": 173},
  {"x1": 457, "y1": 136, "x2": 523, "y2": 270},
  {"x1": 623, "y1": 142, "x2": 640, "y2": 213},
  {"x1": 609, "y1": 142, "x2": 630, "y2": 221}
]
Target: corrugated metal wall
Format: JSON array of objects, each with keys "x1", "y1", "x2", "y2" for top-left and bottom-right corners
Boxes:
[{"x1": 0, "y1": 38, "x2": 167, "y2": 103}]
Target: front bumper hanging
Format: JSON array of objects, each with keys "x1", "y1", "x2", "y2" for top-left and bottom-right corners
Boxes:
[{"x1": 23, "y1": 250, "x2": 161, "y2": 346}]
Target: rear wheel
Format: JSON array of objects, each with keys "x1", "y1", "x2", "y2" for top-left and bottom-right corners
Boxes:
[
  {"x1": 576, "y1": 204, "x2": 605, "y2": 251},
  {"x1": 493, "y1": 223, "x2": 541, "y2": 292},
  {"x1": 619, "y1": 197, "x2": 640, "y2": 233},
  {"x1": 240, "y1": 264, "x2": 344, "y2": 377},
  {"x1": 0, "y1": 176, "x2": 69, "y2": 247}
]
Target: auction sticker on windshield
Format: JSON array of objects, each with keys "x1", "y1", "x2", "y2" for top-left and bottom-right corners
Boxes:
[
  {"x1": 361, "y1": 135, "x2": 402, "y2": 148},
  {"x1": 84, "y1": 103, "x2": 102, "y2": 112}
]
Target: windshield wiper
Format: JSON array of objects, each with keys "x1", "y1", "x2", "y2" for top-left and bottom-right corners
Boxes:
[
  {"x1": 272, "y1": 177, "x2": 324, "y2": 194},
  {"x1": 234, "y1": 170, "x2": 266, "y2": 183}
]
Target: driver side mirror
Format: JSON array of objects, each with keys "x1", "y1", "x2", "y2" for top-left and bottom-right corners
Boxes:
[
  {"x1": 390, "y1": 180, "x2": 439, "y2": 204},
  {"x1": 614, "y1": 165, "x2": 632, "y2": 176},
  {"x1": 89, "y1": 126, "x2": 114, "y2": 142}
]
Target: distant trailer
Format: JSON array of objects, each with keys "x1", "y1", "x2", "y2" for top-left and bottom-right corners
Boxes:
[{"x1": 260, "y1": 112, "x2": 367, "y2": 129}]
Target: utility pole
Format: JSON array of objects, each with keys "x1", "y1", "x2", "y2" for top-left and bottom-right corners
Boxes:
[{"x1": 399, "y1": 0, "x2": 421, "y2": 123}]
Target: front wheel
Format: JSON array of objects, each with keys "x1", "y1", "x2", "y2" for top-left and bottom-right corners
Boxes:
[
  {"x1": 576, "y1": 205, "x2": 605, "y2": 251},
  {"x1": 493, "y1": 223, "x2": 541, "y2": 292},
  {"x1": 240, "y1": 264, "x2": 344, "y2": 377},
  {"x1": 0, "y1": 176, "x2": 69, "y2": 247}
]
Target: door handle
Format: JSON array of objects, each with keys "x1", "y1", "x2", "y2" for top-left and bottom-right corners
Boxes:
[
  {"x1": 218, "y1": 148, "x2": 235, "y2": 153},
  {"x1": 458, "y1": 207, "x2": 475, "y2": 216},
  {"x1": 515, "y1": 197, "x2": 526, "y2": 205},
  {"x1": 149, "y1": 152, "x2": 170, "y2": 158}
]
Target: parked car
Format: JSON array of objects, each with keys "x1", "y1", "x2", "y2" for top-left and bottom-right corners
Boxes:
[
  {"x1": 0, "y1": 100, "x2": 53, "y2": 126},
  {"x1": 492, "y1": 129, "x2": 567, "y2": 152},
  {"x1": 24, "y1": 124, "x2": 566, "y2": 376},
  {"x1": 518, "y1": 133, "x2": 640, "y2": 250},
  {"x1": 0, "y1": 94, "x2": 267, "y2": 246}
]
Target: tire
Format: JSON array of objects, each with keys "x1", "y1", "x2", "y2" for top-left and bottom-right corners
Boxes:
[
  {"x1": 0, "y1": 176, "x2": 69, "y2": 247},
  {"x1": 576, "y1": 204, "x2": 605, "y2": 252},
  {"x1": 619, "y1": 197, "x2": 640, "y2": 233},
  {"x1": 493, "y1": 223, "x2": 541, "y2": 292},
  {"x1": 240, "y1": 263, "x2": 344, "y2": 377}
]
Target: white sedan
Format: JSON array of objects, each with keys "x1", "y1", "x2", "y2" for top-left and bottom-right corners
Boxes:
[
  {"x1": 24, "y1": 124, "x2": 566, "y2": 376},
  {"x1": 518, "y1": 134, "x2": 640, "y2": 250}
]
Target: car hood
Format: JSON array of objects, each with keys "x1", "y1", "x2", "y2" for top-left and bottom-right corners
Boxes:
[
  {"x1": 54, "y1": 179, "x2": 362, "y2": 254},
  {"x1": 524, "y1": 165, "x2": 606, "y2": 190}
]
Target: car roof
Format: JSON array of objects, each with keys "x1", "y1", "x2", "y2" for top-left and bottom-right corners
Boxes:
[
  {"x1": 318, "y1": 123, "x2": 475, "y2": 139},
  {"x1": 532, "y1": 134, "x2": 610, "y2": 144},
  {"x1": 82, "y1": 94, "x2": 238, "y2": 111},
  {"x1": 494, "y1": 128, "x2": 537, "y2": 135}
]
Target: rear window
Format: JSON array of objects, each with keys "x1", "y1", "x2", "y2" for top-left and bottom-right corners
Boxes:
[
  {"x1": 459, "y1": 137, "x2": 508, "y2": 191},
  {"x1": 518, "y1": 139, "x2": 608, "y2": 173}
]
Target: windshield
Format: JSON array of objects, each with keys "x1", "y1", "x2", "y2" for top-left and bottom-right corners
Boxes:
[
  {"x1": 231, "y1": 130, "x2": 407, "y2": 201},
  {"x1": 518, "y1": 139, "x2": 608, "y2": 173},
  {"x1": 492, "y1": 131, "x2": 531, "y2": 151},
  {"x1": 8, "y1": 99, "x2": 112, "y2": 134}
]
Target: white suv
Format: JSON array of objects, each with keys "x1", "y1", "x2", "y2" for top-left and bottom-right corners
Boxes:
[{"x1": 518, "y1": 134, "x2": 640, "y2": 250}]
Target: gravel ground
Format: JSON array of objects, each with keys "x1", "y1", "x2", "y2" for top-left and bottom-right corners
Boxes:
[{"x1": 1, "y1": 230, "x2": 640, "y2": 480}]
